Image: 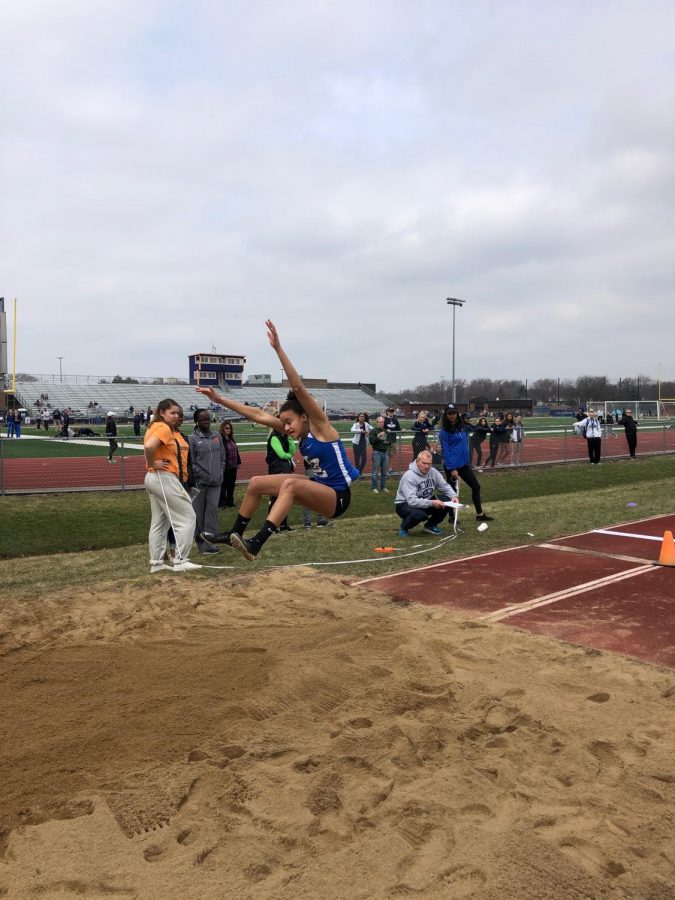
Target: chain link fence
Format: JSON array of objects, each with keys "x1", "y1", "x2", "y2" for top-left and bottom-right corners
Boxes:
[{"x1": 1, "y1": 426, "x2": 674, "y2": 494}]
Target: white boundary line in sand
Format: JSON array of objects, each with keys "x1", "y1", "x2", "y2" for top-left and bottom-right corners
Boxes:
[
  {"x1": 351, "y1": 513, "x2": 674, "y2": 587},
  {"x1": 482, "y1": 564, "x2": 655, "y2": 623}
]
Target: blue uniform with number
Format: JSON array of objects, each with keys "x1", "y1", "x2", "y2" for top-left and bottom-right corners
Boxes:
[{"x1": 301, "y1": 432, "x2": 360, "y2": 490}]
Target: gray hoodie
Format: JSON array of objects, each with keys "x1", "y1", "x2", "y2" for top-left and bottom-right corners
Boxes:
[
  {"x1": 395, "y1": 461, "x2": 457, "y2": 508},
  {"x1": 188, "y1": 427, "x2": 227, "y2": 487}
]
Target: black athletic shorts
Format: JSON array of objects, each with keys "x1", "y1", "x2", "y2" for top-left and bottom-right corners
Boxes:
[{"x1": 332, "y1": 488, "x2": 352, "y2": 519}]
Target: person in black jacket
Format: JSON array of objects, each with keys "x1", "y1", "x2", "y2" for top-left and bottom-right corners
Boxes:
[
  {"x1": 618, "y1": 409, "x2": 638, "y2": 458},
  {"x1": 218, "y1": 420, "x2": 241, "y2": 508},
  {"x1": 470, "y1": 416, "x2": 490, "y2": 468},
  {"x1": 105, "y1": 412, "x2": 118, "y2": 462},
  {"x1": 486, "y1": 416, "x2": 505, "y2": 468},
  {"x1": 383, "y1": 407, "x2": 401, "y2": 474}
]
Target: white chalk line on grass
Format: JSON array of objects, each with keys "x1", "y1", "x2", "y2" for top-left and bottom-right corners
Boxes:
[
  {"x1": 197, "y1": 532, "x2": 460, "y2": 570},
  {"x1": 482, "y1": 564, "x2": 654, "y2": 623}
]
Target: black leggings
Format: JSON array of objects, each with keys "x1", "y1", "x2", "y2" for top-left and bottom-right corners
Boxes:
[
  {"x1": 470, "y1": 439, "x2": 484, "y2": 466},
  {"x1": 486, "y1": 439, "x2": 499, "y2": 468},
  {"x1": 444, "y1": 465, "x2": 483, "y2": 515}
]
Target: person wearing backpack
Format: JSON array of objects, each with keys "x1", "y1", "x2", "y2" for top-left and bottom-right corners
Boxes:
[{"x1": 576, "y1": 409, "x2": 603, "y2": 464}]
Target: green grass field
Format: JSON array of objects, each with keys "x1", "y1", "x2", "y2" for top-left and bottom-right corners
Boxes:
[{"x1": 1, "y1": 457, "x2": 672, "y2": 605}]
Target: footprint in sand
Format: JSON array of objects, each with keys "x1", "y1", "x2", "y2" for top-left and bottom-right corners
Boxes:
[
  {"x1": 588, "y1": 741, "x2": 624, "y2": 785},
  {"x1": 586, "y1": 692, "x2": 611, "y2": 703},
  {"x1": 438, "y1": 864, "x2": 488, "y2": 897},
  {"x1": 143, "y1": 844, "x2": 166, "y2": 863},
  {"x1": 559, "y1": 837, "x2": 626, "y2": 880}
]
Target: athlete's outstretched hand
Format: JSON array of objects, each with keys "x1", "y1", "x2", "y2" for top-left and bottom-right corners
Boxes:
[
  {"x1": 266, "y1": 319, "x2": 281, "y2": 352},
  {"x1": 196, "y1": 386, "x2": 219, "y2": 402}
]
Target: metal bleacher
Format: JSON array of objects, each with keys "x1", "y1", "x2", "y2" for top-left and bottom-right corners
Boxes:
[{"x1": 17, "y1": 381, "x2": 393, "y2": 420}]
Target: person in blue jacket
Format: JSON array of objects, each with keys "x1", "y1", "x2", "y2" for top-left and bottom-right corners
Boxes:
[
  {"x1": 196, "y1": 320, "x2": 360, "y2": 561},
  {"x1": 438, "y1": 404, "x2": 493, "y2": 523}
]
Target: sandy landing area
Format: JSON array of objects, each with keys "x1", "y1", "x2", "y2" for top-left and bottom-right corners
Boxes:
[{"x1": 1, "y1": 568, "x2": 674, "y2": 899}]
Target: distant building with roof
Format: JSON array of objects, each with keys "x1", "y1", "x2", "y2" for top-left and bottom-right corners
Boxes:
[{"x1": 188, "y1": 352, "x2": 246, "y2": 388}]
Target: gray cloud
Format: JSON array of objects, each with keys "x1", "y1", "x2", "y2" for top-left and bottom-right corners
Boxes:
[{"x1": 2, "y1": 0, "x2": 674, "y2": 389}]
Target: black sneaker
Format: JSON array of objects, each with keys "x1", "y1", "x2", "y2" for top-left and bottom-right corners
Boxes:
[
  {"x1": 278, "y1": 525, "x2": 295, "y2": 532},
  {"x1": 476, "y1": 513, "x2": 494, "y2": 522},
  {"x1": 200, "y1": 531, "x2": 231, "y2": 545},
  {"x1": 316, "y1": 519, "x2": 330, "y2": 527},
  {"x1": 229, "y1": 532, "x2": 258, "y2": 561},
  {"x1": 198, "y1": 545, "x2": 222, "y2": 555}
]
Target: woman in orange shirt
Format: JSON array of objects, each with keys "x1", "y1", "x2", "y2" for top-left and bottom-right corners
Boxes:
[{"x1": 143, "y1": 398, "x2": 200, "y2": 573}]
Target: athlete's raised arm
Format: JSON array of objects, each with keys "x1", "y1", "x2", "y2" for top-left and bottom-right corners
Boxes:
[
  {"x1": 265, "y1": 319, "x2": 337, "y2": 440},
  {"x1": 195, "y1": 386, "x2": 283, "y2": 431}
]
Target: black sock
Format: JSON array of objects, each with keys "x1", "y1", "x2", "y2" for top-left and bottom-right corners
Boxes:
[
  {"x1": 232, "y1": 514, "x2": 251, "y2": 536},
  {"x1": 247, "y1": 519, "x2": 279, "y2": 553}
]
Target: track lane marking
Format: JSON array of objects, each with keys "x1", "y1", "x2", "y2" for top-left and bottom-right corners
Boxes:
[
  {"x1": 537, "y1": 543, "x2": 650, "y2": 565},
  {"x1": 593, "y1": 529, "x2": 663, "y2": 542},
  {"x1": 482, "y1": 564, "x2": 654, "y2": 623}
]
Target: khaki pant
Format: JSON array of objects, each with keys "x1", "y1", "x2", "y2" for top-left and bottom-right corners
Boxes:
[{"x1": 145, "y1": 471, "x2": 196, "y2": 563}]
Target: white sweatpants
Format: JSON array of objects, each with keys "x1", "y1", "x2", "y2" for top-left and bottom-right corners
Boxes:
[{"x1": 145, "y1": 471, "x2": 196, "y2": 564}]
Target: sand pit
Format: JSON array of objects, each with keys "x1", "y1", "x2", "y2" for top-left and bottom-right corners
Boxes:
[{"x1": 1, "y1": 568, "x2": 674, "y2": 898}]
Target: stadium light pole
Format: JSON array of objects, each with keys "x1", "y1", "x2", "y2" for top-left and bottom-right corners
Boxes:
[
  {"x1": 446, "y1": 298, "x2": 466, "y2": 404},
  {"x1": 57, "y1": 356, "x2": 64, "y2": 383}
]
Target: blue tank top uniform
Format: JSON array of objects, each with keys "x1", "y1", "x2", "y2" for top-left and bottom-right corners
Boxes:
[{"x1": 301, "y1": 431, "x2": 360, "y2": 518}]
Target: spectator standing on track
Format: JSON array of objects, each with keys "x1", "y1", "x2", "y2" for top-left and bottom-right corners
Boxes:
[
  {"x1": 6, "y1": 409, "x2": 16, "y2": 438},
  {"x1": 383, "y1": 407, "x2": 401, "y2": 473},
  {"x1": 498, "y1": 413, "x2": 515, "y2": 465},
  {"x1": 189, "y1": 408, "x2": 226, "y2": 555},
  {"x1": 395, "y1": 449, "x2": 458, "y2": 537},
  {"x1": 618, "y1": 409, "x2": 638, "y2": 459},
  {"x1": 485, "y1": 416, "x2": 505, "y2": 468},
  {"x1": 511, "y1": 415, "x2": 525, "y2": 466},
  {"x1": 106, "y1": 412, "x2": 118, "y2": 463},
  {"x1": 369, "y1": 416, "x2": 389, "y2": 493},
  {"x1": 438, "y1": 404, "x2": 494, "y2": 523},
  {"x1": 411, "y1": 411, "x2": 433, "y2": 459},
  {"x1": 351, "y1": 413, "x2": 371, "y2": 475},
  {"x1": 60, "y1": 409, "x2": 71, "y2": 438},
  {"x1": 218, "y1": 421, "x2": 241, "y2": 509},
  {"x1": 143, "y1": 399, "x2": 199, "y2": 573},
  {"x1": 470, "y1": 416, "x2": 490, "y2": 469},
  {"x1": 576, "y1": 409, "x2": 603, "y2": 464}
]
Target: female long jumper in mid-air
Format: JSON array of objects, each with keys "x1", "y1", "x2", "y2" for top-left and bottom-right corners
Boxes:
[{"x1": 196, "y1": 320, "x2": 360, "y2": 561}]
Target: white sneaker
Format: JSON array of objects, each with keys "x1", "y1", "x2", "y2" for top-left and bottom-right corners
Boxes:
[
  {"x1": 382, "y1": 488, "x2": 389, "y2": 493},
  {"x1": 150, "y1": 562, "x2": 170, "y2": 573},
  {"x1": 173, "y1": 559, "x2": 202, "y2": 572},
  {"x1": 372, "y1": 488, "x2": 379, "y2": 493}
]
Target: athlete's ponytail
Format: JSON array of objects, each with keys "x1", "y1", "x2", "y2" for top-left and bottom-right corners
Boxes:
[{"x1": 279, "y1": 391, "x2": 305, "y2": 416}]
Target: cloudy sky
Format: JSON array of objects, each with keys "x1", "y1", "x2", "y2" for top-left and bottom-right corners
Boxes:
[{"x1": 2, "y1": 0, "x2": 674, "y2": 391}]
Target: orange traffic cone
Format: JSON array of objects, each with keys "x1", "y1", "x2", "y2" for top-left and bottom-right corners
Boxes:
[{"x1": 656, "y1": 530, "x2": 675, "y2": 566}]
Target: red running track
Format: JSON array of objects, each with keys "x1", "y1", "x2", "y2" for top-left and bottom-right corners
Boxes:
[
  {"x1": 2, "y1": 428, "x2": 673, "y2": 492},
  {"x1": 354, "y1": 514, "x2": 675, "y2": 668}
]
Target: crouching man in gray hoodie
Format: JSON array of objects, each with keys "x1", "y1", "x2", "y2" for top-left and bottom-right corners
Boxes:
[{"x1": 394, "y1": 449, "x2": 458, "y2": 537}]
